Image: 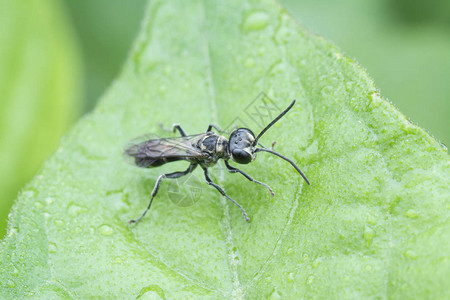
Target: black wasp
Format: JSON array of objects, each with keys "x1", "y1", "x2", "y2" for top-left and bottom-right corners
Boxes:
[{"x1": 124, "y1": 100, "x2": 310, "y2": 224}]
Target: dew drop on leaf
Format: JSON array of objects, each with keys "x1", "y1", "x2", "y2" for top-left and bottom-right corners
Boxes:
[
  {"x1": 45, "y1": 197, "x2": 54, "y2": 205},
  {"x1": 22, "y1": 190, "x2": 36, "y2": 198},
  {"x1": 136, "y1": 284, "x2": 165, "y2": 300},
  {"x1": 242, "y1": 11, "x2": 269, "y2": 32},
  {"x1": 7, "y1": 280, "x2": 15, "y2": 288},
  {"x1": 405, "y1": 209, "x2": 419, "y2": 218},
  {"x1": 68, "y1": 204, "x2": 85, "y2": 216},
  {"x1": 11, "y1": 266, "x2": 19, "y2": 276},
  {"x1": 364, "y1": 225, "x2": 375, "y2": 247},
  {"x1": 114, "y1": 256, "x2": 123, "y2": 264},
  {"x1": 99, "y1": 225, "x2": 114, "y2": 236},
  {"x1": 269, "y1": 289, "x2": 282, "y2": 300},
  {"x1": 54, "y1": 219, "x2": 65, "y2": 227},
  {"x1": 34, "y1": 202, "x2": 44, "y2": 210},
  {"x1": 48, "y1": 242, "x2": 57, "y2": 253},
  {"x1": 312, "y1": 258, "x2": 321, "y2": 268},
  {"x1": 405, "y1": 249, "x2": 418, "y2": 259}
]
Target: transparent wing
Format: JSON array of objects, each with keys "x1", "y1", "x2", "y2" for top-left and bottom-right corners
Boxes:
[{"x1": 123, "y1": 133, "x2": 206, "y2": 167}]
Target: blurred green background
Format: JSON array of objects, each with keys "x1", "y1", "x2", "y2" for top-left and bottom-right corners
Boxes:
[{"x1": 0, "y1": 0, "x2": 448, "y2": 238}]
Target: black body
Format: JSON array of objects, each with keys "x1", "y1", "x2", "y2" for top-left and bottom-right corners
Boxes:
[{"x1": 124, "y1": 100, "x2": 310, "y2": 224}]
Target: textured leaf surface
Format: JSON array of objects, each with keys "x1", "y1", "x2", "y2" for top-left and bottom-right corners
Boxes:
[{"x1": 1, "y1": 0, "x2": 449, "y2": 298}]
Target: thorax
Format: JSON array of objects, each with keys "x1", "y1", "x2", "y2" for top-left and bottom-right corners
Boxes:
[{"x1": 191, "y1": 132, "x2": 230, "y2": 167}]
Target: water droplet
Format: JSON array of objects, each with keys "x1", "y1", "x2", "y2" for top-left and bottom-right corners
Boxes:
[
  {"x1": 320, "y1": 86, "x2": 333, "y2": 97},
  {"x1": 334, "y1": 52, "x2": 343, "y2": 59},
  {"x1": 405, "y1": 249, "x2": 417, "y2": 259},
  {"x1": 73, "y1": 226, "x2": 83, "y2": 234},
  {"x1": 114, "y1": 257, "x2": 123, "y2": 264},
  {"x1": 366, "y1": 213, "x2": 376, "y2": 225},
  {"x1": 242, "y1": 11, "x2": 270, "y2": 31},
  {"x1": 68, "y1": 204, "x2": 85, "y2": 216},
  {"x1": 54, "y1": 219, "x2": 65, "y2": 227},
  {"x1": 405, "y1": 209, "x2": 419, "y2": 218},
  {"x1": 306, "y1": 275, "x2": 314, "y2": 285},
  {"x1": 34, "y1": 202, "x2": 44, "y2": 209},
  {"x1": 265, "y1": 276, "x2": 272, "y2": 283},
  {"x1": 287, "y1": 272, "x2": 294, "y2": 282},
  {"x1": 7, "y1": 280, "x2": 15, "y2": 288},
  {"x1": 22, "y1": 190, "x2": 36, "y2": 198},
  {"x1": 371, "y1": 92, "x2": 381, "y2": 102},
  {"x1": 364, "y1": 225, "x2": 375, "y2": 246},
  {"x1": 287, "y1": 248, "x2": 294, "y2": 255},
  {"x1": 99, "y1": 225, "x2": 114, "y2": 236},
  {"x1": 12, "y1": 266, "x2": 19, "y2": 276},
  {"x1": 269, "y1": 289, "x2": 282, "y2": 300},
  {"x1": 274, "y1": 25, "x2": 294, "y2": 44},
  {"x1": 45, "y1": 197, "x2": 54, "y2": 205},
  {"x1": 234, "y1": 254, "x2": 240, "y2": 264},
  {"x1": 136, "y1": 285, "x2": 165, "y2": 299},
  {"x1": 312, "y1": 258, "x2": 321, "y2": 268},
  {"x1": 48, "y1": 242, "x2": 57, "y2": 253}
]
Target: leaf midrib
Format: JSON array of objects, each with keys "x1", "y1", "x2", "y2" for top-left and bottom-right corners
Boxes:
[{"x1": 200, "y1": 0, "x2": 243, "y2": 298}]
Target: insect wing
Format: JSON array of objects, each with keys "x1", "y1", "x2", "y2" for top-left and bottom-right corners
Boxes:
[{"x1": 123, "y1": 133, "x2": 205, "y2": 167}]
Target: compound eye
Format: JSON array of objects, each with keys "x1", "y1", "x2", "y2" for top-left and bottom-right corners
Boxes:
[{"x1": 231, "y1": 149, "x2": 252, "y2": 164}]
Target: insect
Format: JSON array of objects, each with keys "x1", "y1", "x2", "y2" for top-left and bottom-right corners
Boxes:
[{"x1": 124, "y1": 100, "x2": 310, "y2": 224}]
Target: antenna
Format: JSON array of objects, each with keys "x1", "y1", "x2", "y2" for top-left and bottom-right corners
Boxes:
[
  {"x1": 253, "y1": 100, "x2": 296, "y2": 146},
  {"x1": 255, "y1": 148, "x2": 310, "y2": 185}
]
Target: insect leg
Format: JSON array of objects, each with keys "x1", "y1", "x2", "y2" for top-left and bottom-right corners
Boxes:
[
  {"x1": 157, "y1": 123, "x2": 187, "y2": 137},
  {"x1": 129, "y1": 164, "x2": 197, "y2": 224},
  {"x1": 202, "y1": 167, "x2": 250, "y2": 222},
  {"x1": 224, "y1": 160, "x2": 275, "y2": 196},
  {"x1": 172, "y1": 124, "x2": 187, "y2": 137},
  {"x1": 206, "y1": 124, "x2": 229, "y2": 135}
]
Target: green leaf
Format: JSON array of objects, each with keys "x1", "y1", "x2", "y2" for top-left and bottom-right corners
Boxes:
[
  {"x1": 0, "y1": 0, "x2": 82, "y2": 237},
  {"x1": 1, "y1": 0, "x2": 449, "y2": 298}
]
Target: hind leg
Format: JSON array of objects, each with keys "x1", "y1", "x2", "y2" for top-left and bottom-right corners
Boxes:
[{"x1": 129, "y1": 164, "x2": 197, "y2": 224}]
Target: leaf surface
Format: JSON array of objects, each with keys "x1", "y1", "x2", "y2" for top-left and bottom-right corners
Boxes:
[{"x1": 1, "y1": 0, "x2": 449, "y2": 298}]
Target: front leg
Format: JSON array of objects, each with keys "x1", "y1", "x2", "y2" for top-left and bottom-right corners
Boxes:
[
  {"x1": 202, "y1": 167, "x2": 250, "y2": 222},
  {"x1": 225, "y1": 160, "x2": 274, "y2": 196}
]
